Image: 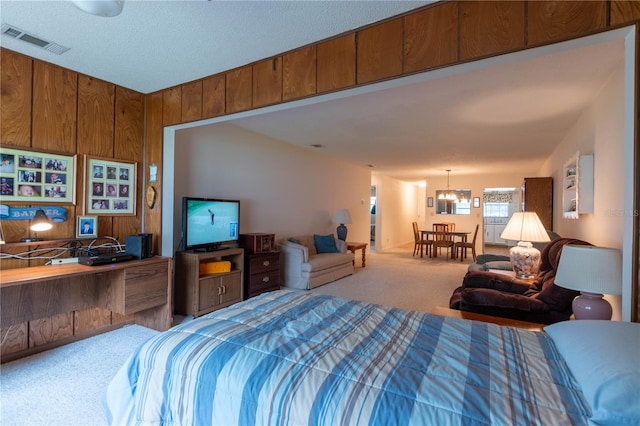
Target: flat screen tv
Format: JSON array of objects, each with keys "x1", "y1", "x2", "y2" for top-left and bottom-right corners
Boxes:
[{"x1": 181, "y1": 197, "x2": 240, "y2": 252}]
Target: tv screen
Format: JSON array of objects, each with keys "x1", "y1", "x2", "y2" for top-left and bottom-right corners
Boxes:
[{"x1": 181, "y1": 197, "x2": 239, "y2": 251}]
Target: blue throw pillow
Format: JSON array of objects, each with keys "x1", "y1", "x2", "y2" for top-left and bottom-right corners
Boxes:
[
  {"x1": 314, "y1": 234, "x2": 338, "y2": 253},
  {"x1": 288, "y1": 237, "x2": 301, "y2": 245}
]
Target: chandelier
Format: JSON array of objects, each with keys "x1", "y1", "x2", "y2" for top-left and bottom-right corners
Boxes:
[{"x1": 438, "y1": 170, "x2": 459, "y2": 201}]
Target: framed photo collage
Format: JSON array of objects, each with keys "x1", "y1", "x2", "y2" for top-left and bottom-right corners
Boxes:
[
  {"x1": 0, "y1": 147, "x2": 75, "y2": 204},
  {"x1": 0, "y1": 147, "x2": 137, "y2": 218},
  {"x1": 85, "y1": 156, "x2": 136, "y2": 215}
]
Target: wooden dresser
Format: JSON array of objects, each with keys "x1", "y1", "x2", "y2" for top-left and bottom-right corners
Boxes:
[{"x1": 244, "y1": 251, "x2": 280, "y2": 299}]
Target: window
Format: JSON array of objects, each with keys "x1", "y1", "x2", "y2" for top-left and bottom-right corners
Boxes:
[{"x1": 484, "y1": 202, "x2": 510, "y2": 217}]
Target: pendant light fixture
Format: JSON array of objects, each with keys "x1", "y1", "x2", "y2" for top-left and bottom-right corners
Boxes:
[{"x1": 438, "y1": 170, "x2": 458, "y2": 201}]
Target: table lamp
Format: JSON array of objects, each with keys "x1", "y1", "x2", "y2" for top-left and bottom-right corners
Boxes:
[
  {"x1": 21, "y1": 208, "x2": 53, "y2": 242},
  {"x1": 333, "y1": 209, "x2": 352, "y2": 241},
  {"x1": 499, "y1": 212, "x2": 550, "y2": 279},
  {"x1": 555, "y1": 245, "x2": 622, "y2": 320}
]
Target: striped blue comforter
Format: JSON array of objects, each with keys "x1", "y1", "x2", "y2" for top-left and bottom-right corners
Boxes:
[{"x1": 104, "y1": 290, "x2": 590, "y2": 425}]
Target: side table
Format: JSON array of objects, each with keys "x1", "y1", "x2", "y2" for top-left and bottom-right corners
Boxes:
[
  {"x1": 346, "y1": 242, "x2": 367, "y2": 267},
  {"x1": 429, "y1": 306, "x2": 544, "y2": 332}
]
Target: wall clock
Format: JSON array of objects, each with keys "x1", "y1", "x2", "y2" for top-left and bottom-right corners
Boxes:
[{"x1": 146, "y1": 185, "x2": 156, "y2": 209}]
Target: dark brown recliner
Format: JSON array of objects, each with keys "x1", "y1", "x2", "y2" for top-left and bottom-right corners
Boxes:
[{"x1": 449, "y1": 238, "x2": 591, "y2": 325}]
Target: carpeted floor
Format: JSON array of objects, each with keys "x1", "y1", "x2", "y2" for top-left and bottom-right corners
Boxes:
[
  {"x1": 0, "y1": 244, "x2": 475, "y2": 426},
  {"x1": 312, "y1": 244, "x2": 471, "y2": 313},
  {"x1": 0, "y1": 324, "x2": 159, "y2": 426}
]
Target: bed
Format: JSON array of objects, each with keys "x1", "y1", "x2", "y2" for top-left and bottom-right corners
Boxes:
[{"x1": 104, "y1": 289, "x2": 639, "y2": 425}]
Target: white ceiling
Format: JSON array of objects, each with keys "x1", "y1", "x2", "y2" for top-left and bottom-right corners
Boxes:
[{"x1": 0, "y1": 1, "x2": 625, "y2": 182}]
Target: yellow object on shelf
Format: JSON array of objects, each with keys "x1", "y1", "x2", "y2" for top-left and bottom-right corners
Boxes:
[{"x1": 199, "y1": 260, "x2": 231, "y2": 275}]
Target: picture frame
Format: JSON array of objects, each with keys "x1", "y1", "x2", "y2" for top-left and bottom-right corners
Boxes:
[
  {"x1": 473, "y1": 197, "x2": 480, "y2": 208},
  {"x1": 427, "y1": 197, "x2": 434, "y2": 208},
  {"x1": 0, "y1": 146, "x2": 76, "y2": 204},
  {"x1": 76, "y1": 215, "x2": 98, "y2": 239},
  {"x1": 84, "y1": 156, "x2": 136, "y2": 215}
]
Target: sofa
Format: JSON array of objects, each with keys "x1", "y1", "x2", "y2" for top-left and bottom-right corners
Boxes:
[
  {"x1": 449, "y1": 238, "x2": 591, "y2": 325},
  {"x1": 278, "y1": 235, "x2": 355, "y2": 290}
]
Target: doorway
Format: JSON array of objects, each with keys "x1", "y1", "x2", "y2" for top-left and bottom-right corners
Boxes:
[
  {"x1": 370, "y1": 186, "x2": 376, "y2": 250},
  {"x1": 482, "y1": 187, "x2": 517, "y2": 255}
]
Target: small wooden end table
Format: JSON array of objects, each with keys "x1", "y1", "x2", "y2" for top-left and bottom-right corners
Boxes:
[
  {"x1": 346, "y1": 242, "x2": 367, "y2": 267},
  {"x1": 430, "y1": 306, "x2": 544, "y2": 332}
]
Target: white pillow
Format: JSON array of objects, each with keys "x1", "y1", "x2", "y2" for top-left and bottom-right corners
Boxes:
[{"x1": 545, "y1": 320, "x2": 640, "y2": 425}]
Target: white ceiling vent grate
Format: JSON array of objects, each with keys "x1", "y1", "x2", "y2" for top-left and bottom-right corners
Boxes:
[{"x1": 1, "y1": 24, "x2": 69, "y2": 55}]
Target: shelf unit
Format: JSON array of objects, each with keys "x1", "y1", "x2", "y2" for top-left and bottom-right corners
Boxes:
[
  {"x1": 562, "y1": 152, "x2": 594, "y2": 219},
  {"x1": 174, "y1": 247, "x2": 244, "y2": 317}
]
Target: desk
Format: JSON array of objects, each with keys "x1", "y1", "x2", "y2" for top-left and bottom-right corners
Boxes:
[
  {"x1": 346, "y1": 242, "x2": 367, "y2": 267},
  {"x1": 1, "y1": 257, "x2": 172, "y2": 361},
  {"x1": 420, "y1": 230, "x2": 471, "y2": 259}
]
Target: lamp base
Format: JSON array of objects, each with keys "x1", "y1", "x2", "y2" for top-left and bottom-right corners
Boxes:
[
  {"x1": 509, "y1": 241, "x2": 541, "y2": 279},
  {"x1": 572, "y1": 292, "x2": 613, "y2": 320},
  {"x1": 20, "y1": 237, "x2": 41, "y2": 242},
  {"x1": 336, "y1": 224, "x2": 348, "y2": 241}
]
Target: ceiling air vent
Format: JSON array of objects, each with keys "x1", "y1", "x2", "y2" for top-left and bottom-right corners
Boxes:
[{"x1": 1, "y1": 24, "x2": 69, "y2": 55}]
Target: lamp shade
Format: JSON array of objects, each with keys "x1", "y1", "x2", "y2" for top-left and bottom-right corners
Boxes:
[
  {"x1": 555, "y1": 245, "x2": 622, "y2": 295},
  {"x1": 30, "y1": 209, "x2": 52, "y2": 232},
  {"x1": 500, "y1": 212, "x2": 550, "y2": 243},
  {"x1": 333, "y1": 209, "x2": 352, "y2": 225}
]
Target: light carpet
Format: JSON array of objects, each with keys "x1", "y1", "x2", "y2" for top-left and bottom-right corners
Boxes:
[
  {"x1": 0, "y1": 245, "x2": 471, "y2": 426},
  {"x1": 312, "y1": 244, "x2": 469, "y2": 312}
]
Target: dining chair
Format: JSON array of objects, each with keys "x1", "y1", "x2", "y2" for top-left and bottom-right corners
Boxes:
[
  {"x1": 455, "y1": 224, "x2": 479, "y2": 262},
  {"x1": 412, "y1": 222, "x2": 432, "y2": 258},
  {"x1": 432, "y1": 223, "x2": 454, "y2": 259},
  {"x1": 442, "y1": 222, "x2": 456, "y2": 232}
]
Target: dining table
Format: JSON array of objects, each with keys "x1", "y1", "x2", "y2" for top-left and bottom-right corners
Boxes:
[{"x1": 420, "y1": 229, "x2": 471, "y2": 259}]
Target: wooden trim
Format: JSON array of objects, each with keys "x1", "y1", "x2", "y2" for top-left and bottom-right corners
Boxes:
[
  {"x1": 430, "y1": 306, "x2": 545, "y2": 331},
  {"x1": 1, "y1": 321, "x2": 133, "y2": 364}
]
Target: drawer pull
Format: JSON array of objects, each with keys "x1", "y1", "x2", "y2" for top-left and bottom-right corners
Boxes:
[
  {"x1": 262, "y1": 276, "x2": 270, "y2": 283},
  {"x1": 263, "y1": 260, "x2": 270, "y2": 267}
]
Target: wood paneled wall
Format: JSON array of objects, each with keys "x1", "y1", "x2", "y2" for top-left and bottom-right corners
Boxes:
[
  {"x1": 1, "y1": 50, "x2": 145, "y2": 357},
  {"x1": 1, "y1": 51, "x2": 144, "y2": 246}
]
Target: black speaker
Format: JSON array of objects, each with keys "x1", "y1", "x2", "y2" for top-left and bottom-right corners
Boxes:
[{"x1": 125, "y1": 233, "x2": 153, "y2": 259}]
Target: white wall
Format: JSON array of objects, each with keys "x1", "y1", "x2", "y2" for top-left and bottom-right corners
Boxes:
[
  {"x1": 171, "y1": 123, "x2": 371, "y2": 252},
  {"x1": 541, "y1": 66, "x2": 626, "y2": 246},
  {"x1": 422, "y1": 172, "x2": 533, "y2": 248},
  {"x1": 371, "y1": 173, "x2": 421, "y2": 250},
  {"x1": 539, "y1": 63, "x2": 628, "y2": 319}
]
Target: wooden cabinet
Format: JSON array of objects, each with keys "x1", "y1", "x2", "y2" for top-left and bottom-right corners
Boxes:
[
  {"x1": 562, "y1": 152, "x2": 594, "y2": 219},
  {"x1": 244, "y1": 251, "x2": 280, "y2": 299},
  {"x1": 0, "y1": 257, "x2": 172, "y2": 362},
  {"x1": 524, "y1": 177, "x2": 553, "y2": 230},
  {"x1": 484, "y1": 218, "x2": 508, "y2": 245},
  {"x1": 174, "y1": 248, "x2": 244, "y2": 317}
]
